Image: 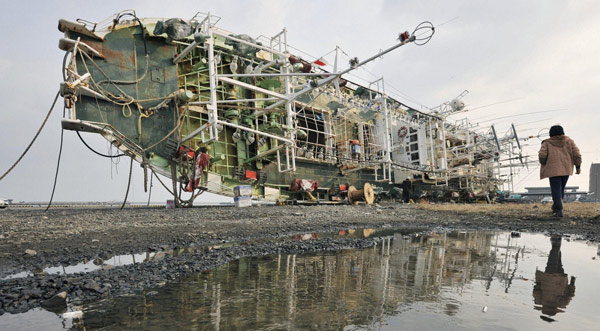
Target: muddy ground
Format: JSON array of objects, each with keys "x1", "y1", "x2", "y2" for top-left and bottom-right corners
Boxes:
[{"x1": 1, "y1": 202, "x2": 599, "y2": 315}]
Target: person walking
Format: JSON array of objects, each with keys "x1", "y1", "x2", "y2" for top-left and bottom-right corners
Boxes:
[
  {"x1": 401, "y1": 177, "x2": 412, "y2": 203},
  {"x1": 538, "y1": 125, "x2": 582, "y2": 217}
]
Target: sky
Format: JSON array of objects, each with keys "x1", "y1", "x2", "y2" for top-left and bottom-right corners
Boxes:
[{"x1": 1, "y1": 0, "x2": 599, "y2": 203}]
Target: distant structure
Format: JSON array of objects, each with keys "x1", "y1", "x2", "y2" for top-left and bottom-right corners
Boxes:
[
  {"x1": 590, "y1": 163, "x2": 600, "y2": 201},
  {"x1": 520, "y1": 186, "x2": 586, "y2": 202}
]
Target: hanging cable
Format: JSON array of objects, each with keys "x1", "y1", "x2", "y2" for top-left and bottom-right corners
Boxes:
[
  {"x1": 476, "y1": 109, "x2": 565, "y2": 125},
  {"x1": 45, "y1": 116, "x2": 65, "y2": 212},
  {"x1": 1, "y1": 91, "x2": 60, "y2": 182},
  {"x1": 120, "y1": 157, "x2": 134, "y2": 209},
  {"x1": 149, "y1": 167, "x2": 176, "y2": 196},
  {"x1": 147, "y1": 171, "x2": 153, "y2": 206},
  {"x1": 76, "y1": 131, "x2": 125, "y2": 158}
]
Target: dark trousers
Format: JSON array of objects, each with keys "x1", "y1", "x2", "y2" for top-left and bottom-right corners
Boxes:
[
  {"x1": 402, "y1": 191, "x2": 410, "y2": 203},
  {"x1": 549, "y1": 176, "x2": 569, "y2": 212}
]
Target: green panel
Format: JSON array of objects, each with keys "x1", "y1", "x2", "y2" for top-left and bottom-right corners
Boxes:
[{"x1": 72, "y1": 27, "x2": 179, "y2": 158}]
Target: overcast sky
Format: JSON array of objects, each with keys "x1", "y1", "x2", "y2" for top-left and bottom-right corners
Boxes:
[{"x1": 1, "y1": 0, "x2": 599, "y2": 203}]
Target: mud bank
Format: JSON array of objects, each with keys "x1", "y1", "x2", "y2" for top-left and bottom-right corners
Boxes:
[{"x1": 1, "y1": 203, "x2": 599, "y2": 315}]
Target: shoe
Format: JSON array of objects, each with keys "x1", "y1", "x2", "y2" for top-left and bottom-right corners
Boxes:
[{"x1": 552, "y1": 211, "x2": 564, "y2": 217}]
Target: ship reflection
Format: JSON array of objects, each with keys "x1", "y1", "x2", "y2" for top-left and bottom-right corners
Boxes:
[
  {"x1": 533, "y1": 236, "x2": 576, "y2": 321},
  {"x1": 78, "y1": 231, "x2": 545, "y2": 329}
]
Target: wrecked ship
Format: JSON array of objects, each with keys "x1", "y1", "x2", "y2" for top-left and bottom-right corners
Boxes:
[{"x1": 57, "y1": 10, "x2": 524, "y2": 206}]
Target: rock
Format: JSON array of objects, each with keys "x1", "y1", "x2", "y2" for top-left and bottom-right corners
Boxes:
[
  {"x1": 33, "y1": 268, "x2": 48, "y2": 277},
  {"x1": 24, "y1": 249, "x2": 37, "y2": 256},
  {"x1": 83, "y1": 280, "x2": 101, "y2": 292},
  {"x1": 62, "y1": 310, "x2": 83, "y2": 319},
  {"x1": 40, "y1": 291, "x2": 67, "y2": 313},
  {"x1": 23, "y1": 288, "x2": 42, "y2": 299},
  {"x1": 91, "y1": 239, "x2": 99, "y2": 243}
]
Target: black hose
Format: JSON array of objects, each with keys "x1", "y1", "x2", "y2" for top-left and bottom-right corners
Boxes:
[
  {"x1": 62, "y1": 51, "x2": 70, "y2": 81},
  {"x1": 76, "y1": 131, "x2": 124, "y2": 158},
  {"x1": 46, "y1": 126, "x2": 65, "y2": 212},
  {"x1": 1, "y1": 91, "x2": 60, "y2": 182},
  {"x1": 120, "y1": 157, "x2": 134, "y2": 209}
]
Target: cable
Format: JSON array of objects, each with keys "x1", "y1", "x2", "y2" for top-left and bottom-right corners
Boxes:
[
  {"x1": 76, "y1": 131, "x2": 125, "y2": 158},
  {"x1": 513, "y1": 165, "x2": 539, "y2": 188},
  {"x1": 0, "y1": 91, "x2": 60, "y2": 182},
  {"x1": 150, "y1": 167, "x2": 176, "y2": 196},
  {"x1": 120, "y1": 157, "x2": 134, "y2": 209},
  {"x1": 476, "y1": 109, "x2": 565, "y2": 124},
  {"x1": 45, "y1": 125, "x2": 65, "y2": 212}
]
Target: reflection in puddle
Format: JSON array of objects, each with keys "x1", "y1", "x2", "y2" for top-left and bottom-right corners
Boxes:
[
  {"x1": 533, "y1": 236, "x2": 576, "y2": 320},
  {"x1": 2, "y1": 246, "x2": 217, "y2": 280},
  {"x1": 3, "y1": 227, "x2": 405, "y2": 280},
  {"x1": 78, "y1": 231, "x2": 599, "y2": 330},
  {"x1": 2, "y1": 231, "x2": 600, "y2": 330}
]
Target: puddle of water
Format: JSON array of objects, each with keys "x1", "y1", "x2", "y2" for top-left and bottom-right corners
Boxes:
[
  {"x1": 2, "y1": 231, "x2": 600, "y2": 330},
  {"x1": 3, "y1": 243, "x2": 237, "y2": 280},
  {"x1": 2, "y1": 227, "x2": 401, "y2": 281},
  {"x1": 0, "y1": 308, "x2": 76, "y2": 330},
  {"x1": 2, "y1": 252, "x2": 159, "y2": 280}
]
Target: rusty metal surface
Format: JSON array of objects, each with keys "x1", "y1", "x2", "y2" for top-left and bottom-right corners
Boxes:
[{"x1": 72, "y1": 27, "x2": 179, "y2": 158}]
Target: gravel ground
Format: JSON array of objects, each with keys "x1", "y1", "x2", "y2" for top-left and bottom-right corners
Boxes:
[{"x1": 1, "y1": 202, "x2": 599, "y2": 315}]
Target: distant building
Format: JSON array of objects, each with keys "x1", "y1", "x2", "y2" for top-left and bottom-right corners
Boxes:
[
  {"x1": 520, "y1": 186, "x2": 586, "y2": 202},
  {"x1": 590, "y1": 163, "x2": 600, "y2": 201}
]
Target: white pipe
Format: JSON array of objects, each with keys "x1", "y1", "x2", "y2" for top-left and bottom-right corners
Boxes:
[
  {"x1": 266, "y1": 38, "x2": 414, "y2": 111},
  {"x1": 218, "y1": 76, "x2": 287, "y2": 100},
  {"x1": 217, "y1": 72, "x2": 333, "y2": 78},
  {"x1": 207, "y1": 23, "x2": 218, "y2": 141},
  {"x1": 173, "y1": 40, "x2": 198, "y2": 64},
  {"x1": 189, "y1": 97, "x2": 279, "y2": 105}
]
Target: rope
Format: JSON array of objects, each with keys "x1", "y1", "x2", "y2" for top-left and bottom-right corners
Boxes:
[
  {"x1": 147, "y1": 171, "x2": 153, "y2": 206},
  {"x1": 150, "y1": 167, "x2": 176, "y2": 196},
  {"x1": 120, "y1": 157, "x2": 134, "y2": 209},
  {"x1": 45, "y1": 124, "x2": 65, "y2": 212},
  {"x1": 0, "y1": 91, "x2": 60, "y2": 182}
]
